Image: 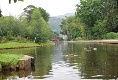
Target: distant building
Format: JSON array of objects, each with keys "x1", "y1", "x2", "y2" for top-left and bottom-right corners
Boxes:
[
  {"x1": 59, "y1": 34, "x2": 67, "y2": 41},
  {"x1": 62, "y1": 35, "x2": 68, "y2": 40}
]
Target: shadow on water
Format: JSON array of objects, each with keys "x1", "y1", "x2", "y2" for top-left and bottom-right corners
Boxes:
[{"x1": 1, "y1": 42, "x2": 118, "y2": 79}]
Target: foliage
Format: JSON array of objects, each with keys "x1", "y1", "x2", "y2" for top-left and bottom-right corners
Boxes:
[
  {"x1": 39, "y1": 7, "x2": 50, "y2": 22},
  {"x1": 75, "y1": 0, "x2": 118, "y2": 40},
  {"x1": 30, "y1": 8, "x2": 53, "y2": 43},
  {"x1": 75, "y1": 37, "x2": 83, "y2": 41},
  {"x1": 104, "y1": 32, "x2": 117, "y2": 39},
  {"x1": 0, "y1": 5, "x2": 53, "y2": 43},
  {"x1": 92, "y1": 20, "x2": 107, "y2": 39},
  {"x1": 14, "y1": 36, "x2": 28, "y2": 43},
  {"x1": 60, "y1": 16, "x2": 85, "y2": 40},
  {"x1": 0, "y1": 16, "x2": 20, "y2": 38},
  {"x1": 60, "y1": 0, "x2": 118, "y2": 40},
  {"x1": 23, "y1": 5, "x2": 50, "y2": 22},
  {"x1": 0, "y1": 16, "x2": 29, "y2": 42}
]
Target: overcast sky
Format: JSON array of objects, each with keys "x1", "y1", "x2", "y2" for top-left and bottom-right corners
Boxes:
[{"x1": 0, "y1": 0, "x2": 80, "y2": 17}]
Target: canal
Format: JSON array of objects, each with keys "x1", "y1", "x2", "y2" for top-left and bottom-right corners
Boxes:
[{"x1": 1, "y1": 42, "x2": 118, "y2": 80}]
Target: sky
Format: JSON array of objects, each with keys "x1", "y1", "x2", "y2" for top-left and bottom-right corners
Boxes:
[{"x1": 0, "y1": 0, "x2": 80, "y2": 17}]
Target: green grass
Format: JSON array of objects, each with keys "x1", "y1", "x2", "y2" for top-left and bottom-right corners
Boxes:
[
  {"x1": 0, "y1": 41, "x2": 54, "y2": 71},
  {"x1": 39, "y1": 41, "x2": 55, "y2": 46},
  {"x1": 0, "y1": 41, "x2": 39, "y2": 49},
  {"x1": 0, "y1": 54, "x2": 24, "y2": 66}
]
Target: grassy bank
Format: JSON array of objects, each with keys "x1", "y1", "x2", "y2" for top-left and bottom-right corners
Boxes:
[
  {"x1": 0, "y1": 41, "x2": 39, "y2": 49},
  {"x1": 0, "y1": 41, "x2": 54, "y2": 71},
  {"x1": 0, "y1": 54, "x2": 24, "y2": 71},
  {"x1": 0, "y1": 41, "x2": 54, "y2": 49}
]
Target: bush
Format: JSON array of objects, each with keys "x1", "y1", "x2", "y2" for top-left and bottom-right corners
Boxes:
[
  {"x1": 0, "y1": 37, "x2": 8, "y2": 43},
  {"x1": 75, "y1": 37, "x2": 83, "y2": 41},
  {"x1": 104, "y1": 32, "x2": 117, "y2": 39},
  {"x1": 14, "y1": 36, "x2": 28, "y2": 43}
]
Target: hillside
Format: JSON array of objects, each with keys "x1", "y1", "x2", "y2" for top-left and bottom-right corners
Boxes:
[
  {"x1": 54, "y1": 13, "x2": 74, "y2": 19},
  {"x1": 48, "y1": 13, "x2": 74, "y2": 33},
  {"x1": 48, "y1": 17, "x2": 62, "y2": 33}
]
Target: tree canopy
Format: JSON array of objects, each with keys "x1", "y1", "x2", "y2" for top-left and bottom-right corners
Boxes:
[
  {"x1": 23, "y1": 5, "x2": 50, "y2": 22},
  {"x1": 60, "y1": 0, "x2": 118, "y2": 40},
  {"x1": 0, "y1": 5, "x2": 53, "y2": 43},
  {"x1": 75, "y1": 0, "x2": 118, "y2": 39},
  {"x1": 60, "y1": 16, "x2": 84, "y2": 40}
]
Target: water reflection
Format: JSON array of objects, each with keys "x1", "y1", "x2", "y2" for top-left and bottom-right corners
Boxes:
[
  {"x1": 1, "y1": 42, "x2": 118, "y2": 79},
  {"x1": 32, "y1": 46, "x2": 53, "y2": 79},
  {"x1": 48, "y1": 42, "x2": 81, "y2": 80},
  {"x1": 76, "y1": 43, "x2": 118, "y2": 79}
]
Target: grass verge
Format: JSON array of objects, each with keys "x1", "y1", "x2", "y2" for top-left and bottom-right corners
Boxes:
[
  {"x1": 0, "y1": 54, "x2": 24, "y2": 65},
  {"x1": 0, "y1": 41, "x2": 54, "y2": 49},
  {"x1": 0, "y1": 54, "x2": 24, "y2": 71},
  {"x1": 0, "y1": 41, "x2": 39, "y2": 49},
  {"x1": 0, "y1": 41, "x2": 54, "y2": 71}
]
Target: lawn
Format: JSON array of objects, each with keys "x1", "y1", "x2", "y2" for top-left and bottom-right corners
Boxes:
[{"x1": 0, "y1": 41, "x2": 40, "y2": 49}]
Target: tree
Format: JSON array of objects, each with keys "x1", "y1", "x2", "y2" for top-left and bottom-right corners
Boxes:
[
  {"x1": 0, "y1": 16, "x2": 22, "y2": 40},
  {"x1": 17, "y1": 16, "x2": 29, "y2": 38},
  {"x1": 23, "y1": 5, "x2": 36, "y2": 22},
  {"x1": 30, "y1": 8, "x2": 52, "y2": 43},
  {"x1": 60, "y1": 16, "x2": 85, "y2": 40},
  {"x1": 23, "y1": 5, "x2": 50, "y2": 22},
  {"x1": 92, "y1": 20, "x2": 107, "y2": 39},
  {"x1": 76, "y1": 0, "x2": 118, "y2": 39},
  {"x1": 39, "y1": 7, "x2": 50, "y2": 22},
  {"x1": 0, "y1": 8, "x2": 52, "y2": 43},
  {"x1": 76, "y1": 0, "x2": 106, "y2": 39}
]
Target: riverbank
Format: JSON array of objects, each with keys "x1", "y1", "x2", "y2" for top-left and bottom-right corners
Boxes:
[
  {"x1": 0, "y1": 54, "x2": 24, "y2": 71},
  {"x1": 0, "y1": 41, "x2": 54, "y2": 71},
  {"x1": 0, "y1": 41, "x2": 54, "y2": 50},
  {"x1": 0, "y1": 54, "x2": 35, "y2": 72},
  {"x1": 67, "y1": 40, "x2": 118, "y2": 44}
]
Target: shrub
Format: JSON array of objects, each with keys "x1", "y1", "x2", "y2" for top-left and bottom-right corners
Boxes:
[
  {"x1": 75, "y1": 37, "x2": 83, "y2": 41},
  {"x1": 0, "y1": 37, "x2": 8, "y2": 43},
  {"x1": 14, "y1": 36, "x2": 28, "y2": 43},
  {"x1": 104, "y1": 32, "x2": 117, "y2": 39}
]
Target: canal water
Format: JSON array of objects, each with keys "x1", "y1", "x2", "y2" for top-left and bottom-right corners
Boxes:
[{"x1": 1, "y1": 42, "x2": 118, "y2": 80}]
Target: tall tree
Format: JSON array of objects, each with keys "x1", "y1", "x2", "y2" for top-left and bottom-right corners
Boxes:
[
  {"x1": 76, "y1": 0, "x2": 118, "y2": 39},
  {"x1": 60, "y1": 16, "x2": 84, "y2": 40},
  {"x1": 30, "y1": 8, "x2": 52, "y2": 43},
  {"x1": 23, "y1": 5, "x2": 36, "y2": 22},
  {"x1": 23, "y1": 5, "x2": 50, "y2": 22},
  {"x1": 39, "y1": 7, "x2": 50, "y2": 22}
]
